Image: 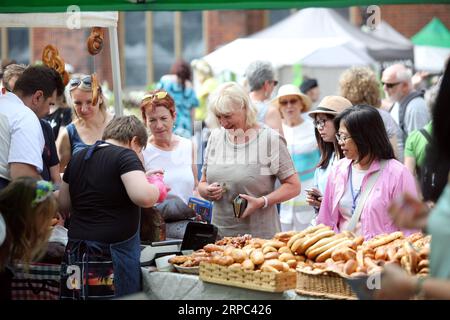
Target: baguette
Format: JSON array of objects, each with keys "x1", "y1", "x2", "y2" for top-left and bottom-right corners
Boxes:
[
  {"x1": 286, "y1": 224, "x2": 328, "y2": 248},
  {"x1": 298, "y1": 230, "x2": 336, "y2": 254},
  {"x1": 315, "y1": 240, "x2": 352, "y2": 262},
  {"x1": 367, "y1": 231, "x2": 403, "y2": 249},
  {"x1": 291, "y1": 237, "x2": 309, "y2": 254},
  {"x1": 305, "y1": 233, "x2": 346, "y2": 256},
  {"x1": 306, "y1": 237, "x2": 348, "y2": 260}
]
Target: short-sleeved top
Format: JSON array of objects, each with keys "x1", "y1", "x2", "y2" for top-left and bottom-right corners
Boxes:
[
  {"x1": 428, "y1": 176, "x2": 450, "y2": 279},
  {"x1": 66, "y1": 123, "x2": 90, "y2": 155},
  {"x1": 44, "y1": 107, "x2": 72, "y2": 140},
  {"x1": 143, "y1": 136, "x2": 195, "y2": 204},
  {"x1": 0, "y1": 93, "x2": 44, "y2": 182},
  {"x1": 63, "y1": 143, "x2": 145, "y2": 243},
  {"x1": 157, "y1": 76, "x2": 199, "y2": 138},
  {"x1": 202, "y1": 126, "x2": 296, "y2": 239},
  {"x1": 404, "y1": 122, "x2": 432, "y2": 168},
  {"x1": 377, "y1": 108, "x2": 404, "y2": 162},
  {"x1": 40, "y1": 119, "x2": 59, "y2": 182}
]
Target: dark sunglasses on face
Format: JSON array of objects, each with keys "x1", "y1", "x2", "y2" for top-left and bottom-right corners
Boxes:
[
  {"x1": 382, "y1": 82, "x2": 400, "y2": 89},
  {"x1": 279, "y1": 98, "x2": 299, "y2": 106},
  {"x1": 69, "y1": 76, "x2": 92, "y2": 89}
]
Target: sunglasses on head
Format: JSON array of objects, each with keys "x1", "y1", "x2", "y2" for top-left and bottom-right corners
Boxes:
[
  {"x1": 69, "y1": 76, "x2": 92, "y2": 89},
  {"x1": 142, "y1": 91, "x2": 168, "y2": 102},
  {"x1": 382, "y1": 82, "x2": 400, "y2": 89}
]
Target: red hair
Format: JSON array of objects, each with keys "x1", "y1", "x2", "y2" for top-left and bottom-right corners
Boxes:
[{"x1": 140, "y1": 89, "x2": 176, "y2": 123}]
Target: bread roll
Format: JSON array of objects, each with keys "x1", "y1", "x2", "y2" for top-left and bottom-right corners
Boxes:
[
  {"x1": 286, "y1": 259, "x2": 297, "y2": 269},
  {"x1": 260, "y1": 265, "x2": 279, "y2": 273},
  {"x1": 263, "y1": 240, "x2": 286, "y2": 249},
  {"x1": 278, "y1": 246, "x2": 292, "y2": 254},
  {"x1": 231, "y1": 248, "x2": 247, "y2": 263},
  {"x1": 262, "y1": 259, "x2": 285, "y2": 271},
  {"x1": 278, "y1": 252, "x2": 296, "y2": 262},
  {"x1": 264, "y1": 252, "x2": 280, "y2": 260},
  {"x1": 262, "y1": 246, "x2": 278, "y2": 254},
  {"x1": 418, "y1": 259, "x2": 429, "y2": 270},
  {"x1": 250, "y1": 249, "x2": 265, "y2": 265},
  {"x1": 344, "y1": 259, "x2": 358, "y2": 275},
  {"x1": 242, "y1": 259, "x2": 255, "y2": 271},
  {"x1": 228, "y1": 263, "x2": 242, "y2": 270},
  {"x1": 331, "y1": 247, "x2": 356, "y2": 262}
]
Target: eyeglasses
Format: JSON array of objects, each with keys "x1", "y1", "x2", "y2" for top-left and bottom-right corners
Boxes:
[
  {"x1": 279, "y1": 98, "x2": 299, "y2": 106},
  {"x1": 142, "y1": 91, "x2": 168, "y2": 102},
  {"x1": 313, "y1": 118, "x2": 329, "y2": 129},
  {"x1": 69, "y1": 76, "x2": 92, "y2": 89},
  {"x1": 382, "y1": 82, "x2": 400, "y2": 89},
  {"x1": 335, "y1": 133, "x2": 352, "y2": 143}
]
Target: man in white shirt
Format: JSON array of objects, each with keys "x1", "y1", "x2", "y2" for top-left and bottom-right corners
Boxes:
[
  {"x1": 382, "y1": 64, "x2": 430, "y2": 149},
  {"x1": 0, "y1": 65, "x2": 64, "y2": 190}
]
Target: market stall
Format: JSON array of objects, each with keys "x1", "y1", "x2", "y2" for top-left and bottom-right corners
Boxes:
[{"x1": 140, "y1": 227, "x2": 430, "y2": 300}]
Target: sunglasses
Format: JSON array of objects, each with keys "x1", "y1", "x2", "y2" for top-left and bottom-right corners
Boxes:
[
  {"x1": 382, "y1": 82, "x2": 400, "y2": 89},
  {"x1": 69, "y1": 76, "x2": 92, "y2": 89},
  {"x1": 142, "y1": 91, "x2": 168, "y2": 102},
  {"x1": 279, "y1": 98, "x2": 300, "y2": 106}
]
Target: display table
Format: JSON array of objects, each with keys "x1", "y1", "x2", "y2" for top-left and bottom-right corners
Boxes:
[{"x1": 141, "y1": 268, "x2": 321, "y2": 300}]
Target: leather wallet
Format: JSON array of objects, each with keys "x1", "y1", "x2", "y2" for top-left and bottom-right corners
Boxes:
[{"x1": 233, "y1": 195, "x2": 248, "y2": 218}]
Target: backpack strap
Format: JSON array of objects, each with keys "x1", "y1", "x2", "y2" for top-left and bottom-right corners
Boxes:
[
  {"x1": 419, "y1": 128, "x2": 432, "y2": 143},
  {"x1": 398, "y1": 90, "x2": 425, "y2": 143},
  {"x1": 346, "y1": 160, "x2": 387, "y2": 232}
]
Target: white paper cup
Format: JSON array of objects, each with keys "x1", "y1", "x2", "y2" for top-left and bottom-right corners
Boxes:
[{"x1": 155, "y1": 254, "x2": 176, "y2": 272}]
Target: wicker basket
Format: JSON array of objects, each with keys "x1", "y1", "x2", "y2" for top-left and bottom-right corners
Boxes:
[
  {"x1": 199, "y1": 262, "x2": 297, "y2": 292},
  {"x1": 296, "y1": 268, "x2": 357, "y2": 300}
]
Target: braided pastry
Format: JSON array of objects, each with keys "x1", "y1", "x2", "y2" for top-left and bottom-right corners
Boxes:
[
  {"x1": 42, "y1": 45, "x2": 59, "y2": 66},
  {"x1": 61, "y1": 71, "x2": 70, "y2": 86},
  {"x1": 87, "y1": 27, "x2": 104, "y2": 55},
  {"x1": 91, "y1": 73, "x2": 99, "y2": 106}
]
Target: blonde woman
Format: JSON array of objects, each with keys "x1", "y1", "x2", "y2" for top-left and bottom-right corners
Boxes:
[
  {"x1": 56, "y1": 75, "x2": 114, "y2": 172},
  {"x1": 199, "y1": 82, "x2": 300, "y2": 239},
  {"x1": 272, "y1": 84, "x2": 319, "y2": 231}
]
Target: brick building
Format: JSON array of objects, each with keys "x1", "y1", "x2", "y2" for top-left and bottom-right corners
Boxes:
[{"x1": 1, "y1": 4, "x2": 449, "y2": 90}]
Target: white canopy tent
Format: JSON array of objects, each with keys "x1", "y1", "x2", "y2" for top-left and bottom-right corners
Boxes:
[
  {"x1": 250, "y1": 8, "x2": 414, "y2": 62},
  {"x1": 0, "y1": 11, "x2": 123, "y2": 115},
  {"x1": 203, "y1": 37, "x2": 375, "y2": 98}
]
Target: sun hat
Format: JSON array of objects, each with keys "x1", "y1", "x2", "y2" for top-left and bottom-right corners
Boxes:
[
  {"x1": 308, "y1": 96, "x2": 352, "y2": 118},
  {"x1": 272, "y1": 84, "x2": 313, "y2": 112}
]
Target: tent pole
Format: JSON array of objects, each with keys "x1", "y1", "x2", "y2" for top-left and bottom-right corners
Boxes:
[{"x1": 108, "y1": 26, "x2": 123, "y2": 116}]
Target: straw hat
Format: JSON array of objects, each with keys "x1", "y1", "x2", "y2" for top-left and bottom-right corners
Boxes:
[
  {"x1": 272, "y1": 84, "x2": 312, "y2": 112},
  {"x1": 308, "y1": 96, "x2": 352, "y2": 118}
]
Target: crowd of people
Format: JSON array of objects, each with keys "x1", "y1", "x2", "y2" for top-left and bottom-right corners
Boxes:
[{"x1": 0, "y1": 51, "x2": 448, "y2": 300}]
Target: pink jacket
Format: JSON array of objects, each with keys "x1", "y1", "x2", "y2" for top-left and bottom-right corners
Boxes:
[{"x1": 317, "y1": 158, "x2": 418, "y2": 240}]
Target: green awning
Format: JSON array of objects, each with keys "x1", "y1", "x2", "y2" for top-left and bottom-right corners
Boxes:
[
  {"x1": 411, "y1": 17, "x2": 450, "y2": 48},
  {"x1": 1, "y1": 0, "x2": 450, "y2": 13}
]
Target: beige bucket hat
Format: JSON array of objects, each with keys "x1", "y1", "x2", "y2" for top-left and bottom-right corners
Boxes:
[
  {"x1": 272, "y1": 84, "x2": 313, "y2": 112},
  {"x1": 308, "y1": 96, "x2": 352, "y2": 118}
]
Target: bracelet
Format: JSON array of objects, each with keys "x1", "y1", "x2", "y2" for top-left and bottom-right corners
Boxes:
[{"x1": 261, "y1": 196, "x2": 269, "y2": 209}]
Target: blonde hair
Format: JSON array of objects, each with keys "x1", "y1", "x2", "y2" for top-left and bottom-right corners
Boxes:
[
  {"x1": 206, "y1": 82, "x2": 258, "y2": 129},
  {"x1": 0, "y1": 177, "x2": 57, "y2": 270},
  {"x1": 339, "y1": 67, "x2": 382, "y2": 108},
  {"x1": 67, "y1": 74, "x2": 108, "y2": 121}
]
